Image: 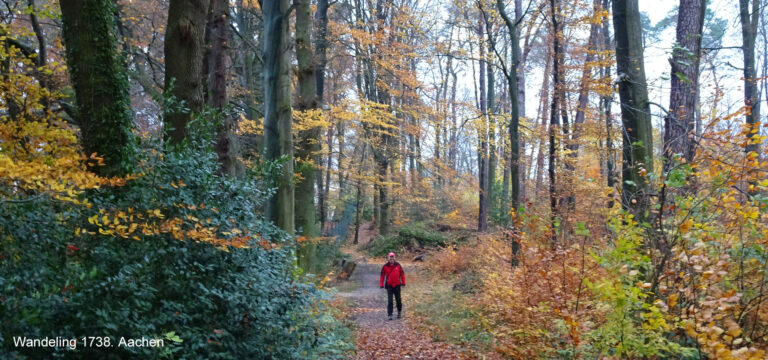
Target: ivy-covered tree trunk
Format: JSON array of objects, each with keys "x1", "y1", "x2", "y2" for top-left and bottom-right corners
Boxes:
[
  {"x1": 60, "y1": 0, "x2": 135, "y2": 177},
  {"x1": 664, "y1": 0, "x2": 705, "y2": 169},
  {"x1": 263, "y1": 0, "x2": 294, "y2": 235},
  {"x1": 613, "y1": 0, "x2": 654, "y2": 218},
  {"x1": 165, "y1": 0, "x2": 210, "y2": 144},
  {"x1": 295, "y1": 0, "x2": 320, "y2": 237}
]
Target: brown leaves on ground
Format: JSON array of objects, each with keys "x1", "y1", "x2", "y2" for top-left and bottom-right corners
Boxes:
[
  {"x1": 354, "y1": 318, "x2": 470, "y2": 360},
  {"x1": 336, "y1": 249, "x2": 474, "y2": 360}
]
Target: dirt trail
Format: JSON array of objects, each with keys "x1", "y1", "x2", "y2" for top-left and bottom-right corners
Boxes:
[{"x1": 336, "y1": 222, "x2": 470, "y2": 360}]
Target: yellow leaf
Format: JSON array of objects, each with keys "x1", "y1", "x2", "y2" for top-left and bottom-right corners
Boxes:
[
  {"x1": 680, "y1": 219, "x2": 693, "y2": 234},
  {"x1": 668, "y1": 293, "x2": 679, "y2": 308}
]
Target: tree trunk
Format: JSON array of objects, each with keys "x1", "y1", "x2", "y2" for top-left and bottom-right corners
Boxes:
[
  {"x1": 477, "y1": 15, "x2": 489, "y2": 232},
  {"x1": 320, "y1": 127, "x2": 333, "y2": 230},
  {"x1": 295, "y1": 0, "x2": 320, "y2": 237},
  {"x1": 549, "y1": 0, "x2": 562, "y2": 237},
  {"x1": 165, "y1": 0, "x2": 210, "y2": 144},
  {"x1": 740, "y1": 0, "x2": 760, "y2": 162},
  {"x1": 487, "y1": 59, "x2": 497, "y2": 218},
  {"x1": 514, "y1": 0, "x2": 526, "y2": 203},
  {"x1": 60, "y1": 0, "x2": 135, "y2": 177},
  {"x1": 664, "y1": 0, "x2": 705, "y2": 170},
  {"x1": 315, "y1": 0, "x2": 330, "y2": 103},
  {"x1": 573, "y1": 0, "x2": 601, "y2": 149},
  {"x1": 337, "y1": 120, "x2": 346, "y2": 201},
  {"x1": 263, "y1": 0, "x2": 294, "y2": 234},
  {"x1": 449, "y1": 70, "x2": 459, "y2": 177},
  {"x1": 354, "y1": 178, "x2": 362, "y2": 244},
  {"x1": 534, "y1": 50, "x2": 551, "y2": 200},
  {"x1": 29, "y1": 0, "x2": 48, "y2": 107},
  {"x1": 497, "y1": 0, "x2": 521, "y2": 215},
  {"x1": 208, "y1": 0, "x2": 237, "y2": 176},
  {"x1": 236, "y1": 0, "x2": 263, "y2": 151},
  {"x1": 613, "y1": 0, "x2": 654, "y2": 218},
  {"x1": 315, "y1": 0, "x2": 330, "y2": 229},
  {"x1": 601, "y1": 0, "x2": 616, "y2": 208},
  {"x1": 373, "y1": 183, "x2": 380, "y2": 227},
  {"x1": 377, "y1": 157, "x2": 390, "y2": 235}
]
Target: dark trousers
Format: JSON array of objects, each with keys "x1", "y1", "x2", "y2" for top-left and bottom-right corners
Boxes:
[{"x1": 386, "y1": 285, "x2": 402, "y2": 316}]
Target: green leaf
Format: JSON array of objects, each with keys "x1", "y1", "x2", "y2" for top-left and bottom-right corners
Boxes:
[
  {"x1": 664, "y1": 168, "x2": 687, "y2": 188},
  {"x1": 575, "y1": 222, "x2": 590, "y2": 236},
  {"x1": 674, "y1": 72, "x2": 690, "y2": 83}
]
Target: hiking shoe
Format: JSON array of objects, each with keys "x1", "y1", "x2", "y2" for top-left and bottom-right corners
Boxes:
[
  {"x1": 397, "y1": 312, "x2": 401, "y2": 319},
  {"x1": 388, "y1": 315, "x2": 393, "y2": 320}
]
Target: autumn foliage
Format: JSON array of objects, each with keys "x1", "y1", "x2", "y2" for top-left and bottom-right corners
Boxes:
[{"x1": 0, "y1": 25, "x2": 350, "y2": 358}]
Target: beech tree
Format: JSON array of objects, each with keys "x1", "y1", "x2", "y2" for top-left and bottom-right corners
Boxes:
[
  {"x1": 263, "y1": 0, "x2": 295, "y2": 234},
  {"x1": 295, "y1": 0, "x2": 320, "y2": 237}
]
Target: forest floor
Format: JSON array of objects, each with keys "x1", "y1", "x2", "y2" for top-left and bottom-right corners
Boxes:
[{"x1": 334, "y1": 222, "x2": 475, "y2": 360}]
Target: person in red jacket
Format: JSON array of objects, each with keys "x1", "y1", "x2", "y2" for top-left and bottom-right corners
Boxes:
[{"x1": 380, "y1": 252, "x2": 406, "y2": 320}]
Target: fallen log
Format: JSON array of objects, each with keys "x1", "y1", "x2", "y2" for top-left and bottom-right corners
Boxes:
[{"x1": 337, "y1": 261, "x2": 357, "y2": 280}]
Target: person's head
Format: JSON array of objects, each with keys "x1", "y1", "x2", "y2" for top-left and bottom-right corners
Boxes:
[{"x1": 388, "y1": 252, "x2": 396, "y2": 263}]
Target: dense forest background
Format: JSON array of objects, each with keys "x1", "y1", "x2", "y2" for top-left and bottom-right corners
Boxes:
[{"x1": 2, "y1": 0, "x2": 768, "y2": 358}]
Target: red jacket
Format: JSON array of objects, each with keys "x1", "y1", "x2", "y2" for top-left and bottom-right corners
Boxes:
[{"x1": 380, "y1": 261, "x2": 406, "y2": 288}]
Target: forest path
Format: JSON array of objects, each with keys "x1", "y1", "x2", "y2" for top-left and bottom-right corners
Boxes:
[{"x1": 336, "y1": 222, "x2": 471, "y2": 359}]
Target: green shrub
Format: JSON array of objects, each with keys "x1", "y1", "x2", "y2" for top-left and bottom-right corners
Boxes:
[
  {"x1": 398, "y1": 222, "x2": 447, "y2": 247},
  {"x1": 363, "y1": 233, "x2": 408, "y2": 257},
  {"x1": 1, "y1": 135, "x2": 352, "y2": 359},
  {"x1": 363, "y1": 222, "x2": 448, "y2": 257}
]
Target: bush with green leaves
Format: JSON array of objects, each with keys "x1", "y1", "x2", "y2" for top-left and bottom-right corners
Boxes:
[
  {"x1": 585, "y1": 216, "x2": 696, "y2": 359},
  {"x1": 363, "y1": 222, "x2": 448, "y2": 257},
  {"x1": 1, "y1": 134, "x2": 352, "y2": 359}
]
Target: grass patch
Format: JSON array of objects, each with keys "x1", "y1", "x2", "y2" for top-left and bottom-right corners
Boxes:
[{"x1": 409, "y1": 272, "x2": 493, "y2": 351}]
